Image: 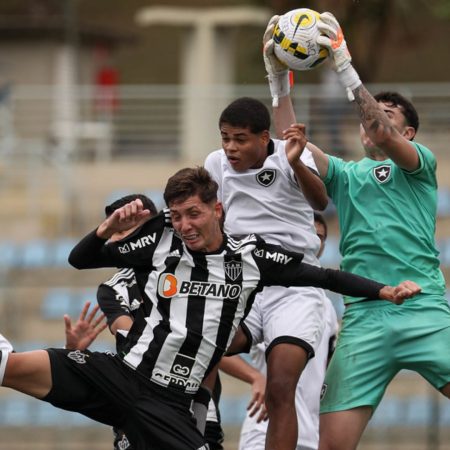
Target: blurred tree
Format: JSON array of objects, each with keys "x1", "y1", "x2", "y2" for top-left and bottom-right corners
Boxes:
[
  {"x1": 0, "y1": 0, "x2": 449, "y2": 83},
  {"x1": 266, "y1": 0, "x2": 450, "y2": 82}
]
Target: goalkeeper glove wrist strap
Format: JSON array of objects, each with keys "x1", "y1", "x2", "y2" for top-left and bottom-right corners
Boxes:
[
  {"x1": 267, "y1": 71, "x2": 290, "y2": 107},
  {"x1": 337, "y1": 64, "x2": 362, "y2": 94}
]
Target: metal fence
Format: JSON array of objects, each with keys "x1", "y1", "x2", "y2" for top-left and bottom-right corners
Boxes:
[{"x1": 1, "y1": 82, "x2": 450, "y2": 163}]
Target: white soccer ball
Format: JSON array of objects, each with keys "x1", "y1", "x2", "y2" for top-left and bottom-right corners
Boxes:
[{"x1": 273, "y1": 8, "x2": 328, "y2": 71}]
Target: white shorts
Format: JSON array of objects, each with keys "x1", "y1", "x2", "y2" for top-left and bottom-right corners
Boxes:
[
  {"x1": 243, "y1": 285, "x2": 326, "y2": 358},
  {"x1": 239, "y1": 426, "x2": 316, "y2": 450},
  {"x1": 239, "y1": 297, "x2": 339, "y2": 450}
]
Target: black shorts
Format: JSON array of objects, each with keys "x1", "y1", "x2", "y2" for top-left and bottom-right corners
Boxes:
[
  {"x1": 43, "y1": 348, "x2": 208, "y2": 450},
  {"x1": 204, "y1": 420, "x2": 224, "y2": 450}
]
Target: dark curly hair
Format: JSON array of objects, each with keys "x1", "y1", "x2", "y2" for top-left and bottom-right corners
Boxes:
[
  {"x1": 219, "y1": 97, "x2": 271, "y2": 134},
  {"x1": 374, "y1": 91, "x2": 419, "y2": 134},
  {"x1": 104, "y1": 194, "x2": 158, "y2": 217},
  {"x1": 164, "y1": 166, "x2": 218, "y2": 206}
]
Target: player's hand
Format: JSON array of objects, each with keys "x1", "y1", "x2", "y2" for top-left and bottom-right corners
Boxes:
[
  {"x1": 316, "y1": 12, "x2": 361, "y2": 98},
  {"x1": 247, "y1": 372, "x2": 268, "y2": 423},
  {"x1": 263, "y1": 15, "x2": 288, "y2": 78},
  {"x1": 379, "y1": 281, "x2": 422, "y2": 305},
  {"x1": 283, "y1": 123, "x2": 308, "y2": 166},
  {"x1": 316, "y1": 12, "x2": 351, "y2": 73},
  {"x1": 64, "y1": 301, "x2": 107, "y2": 350},
  {"x1": 263, "y1": 15, "x2": 290, "y2": 107},
  {"x1": 96, "y1": 199, "x2": 151, "y2": 239}
]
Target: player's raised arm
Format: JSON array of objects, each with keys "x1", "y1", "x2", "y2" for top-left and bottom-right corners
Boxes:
[
  {"x1": 284, "y1": 123, "x2": 328, "y2": 210},
  {"x1": 96, "y1": 199, "x2": 151, "y2": 240},
  {"x1": 317, "y1": 12, "x2": 419, "y2": 171},
  {"x1": 262, "y1": 16, "x2": 330, "y2": 178},
  {"x1": 263, "y1": 15, "x2": 290, "y2": 110},
  {"x1": 68, "y1": 199, "x2": 152, "y2": 269}
]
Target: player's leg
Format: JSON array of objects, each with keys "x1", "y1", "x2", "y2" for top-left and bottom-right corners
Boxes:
[
  {"x1": 1, "y1": 350, "x2": 52, "y2": 398},
  {"x1": 204, "y1": 373, "x2": 225, "y2": 450},
  {"x1": 296, "y1": 297, "x2": 339, "y2": 450},
  {"x1": 265, "y1": 342, "x2": 309, "y2": 449},
  {"x1": 262, "y1": 286, "x2": 325, "y2": 450},
  {"x1": 319, "y1": 407, "x2": 372, "y2": 450},
  {"x1": 319, "y1": 300, "x2": 399, "y2": 450},
  {"x1": 396, "y1": 295, "x2": 450, "y2": 402},
  {"x1": 125, "y1": 382, "x2": 208, "y2": 450}
]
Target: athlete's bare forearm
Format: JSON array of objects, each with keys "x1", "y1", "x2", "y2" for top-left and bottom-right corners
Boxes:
[{"x1": 353, "y1": 85, "x2": 396, "y2": 142}]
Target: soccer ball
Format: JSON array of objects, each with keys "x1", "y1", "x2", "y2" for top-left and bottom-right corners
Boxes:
[{"x1": 273, "y1": 8, "x2": 328, "y2": 71}]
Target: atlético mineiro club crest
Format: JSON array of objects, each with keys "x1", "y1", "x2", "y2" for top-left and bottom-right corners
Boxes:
[
  {"x1": 224, "y1": 259, "x2": 243, "y2": 281},
  {"x1": 256, "y1": 169, "x2": 276, "y2": 187},
  {"x1": 373, "y1": 165, "x2": 392, "y2": 184}
]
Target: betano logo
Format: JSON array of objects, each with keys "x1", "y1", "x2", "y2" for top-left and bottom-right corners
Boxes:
[
  {"x1": 159, "y1": 273, "x2": 178, "y2": 298},
  {"x1": 157, "y1": 273, "x2": 242, "y2": 299}
]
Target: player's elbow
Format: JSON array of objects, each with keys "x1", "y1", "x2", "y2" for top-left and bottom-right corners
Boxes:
[
  {"x1": 313, "y1": 197, "x2": 328, "y2": 211},
  {"x1": 68, "y1": 251, "x2": 85, "y2": 269}
]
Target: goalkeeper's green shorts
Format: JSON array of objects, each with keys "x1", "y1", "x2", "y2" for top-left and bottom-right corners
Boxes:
[{"x1": 320, "y1": 294, "x2": 450, "y2": 414}]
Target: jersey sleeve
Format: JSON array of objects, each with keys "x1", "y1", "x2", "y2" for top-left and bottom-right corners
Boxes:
[
  {"x1": 68, "y1": 230, "x2": 115, "y2": 268},
  {"x1": 322, "y1": 155, "x2": 346, "y2": 198},
  {"x1": 252, "y1": 241, "x2": 385, "y2": 299},
  {"x1": 402, "y1": 142, "x2": 437, "y2": 185},
  {"x1": 277, "y1": 141, "x2": 320, "y2": 184},
  {"x1": 301, "y1": 146, "x2": 319, "y2": 173},
  {"x1": 97, "y1": 284, "x2": 132, "y2": 328},
  {"x1": 69, "y1": 213, "x2": 166, "y2": 270},
  {"x1": 204, "y1": 150, "x2": 224, "y2": 201}
]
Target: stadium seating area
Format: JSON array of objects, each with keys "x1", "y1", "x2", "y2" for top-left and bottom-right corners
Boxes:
[
  {"x1": 1, "y1": 167, "x2": 450, "y2": 449},
  {"x1": 4, "y1": 230, "x2": 450, "y2": 270},
  {"x1": 1, "y1": 381, "x2": 449, "y2": 428}
]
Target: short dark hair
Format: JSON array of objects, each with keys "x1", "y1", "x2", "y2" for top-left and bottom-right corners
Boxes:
[
  {"x1": 105, "y1": 194, "x2": 158, "y2": 217},
  {"x1": 313, "y1": 212, "x2": 328, "y2": 241},
  {"x1": 374, "y1": 91, "x2": 419, "y2": 133},
  {"x1": 164, "y1": 166, "x2": 218, "y2": 206},
  {"x1": 219, "y1": 97, "x2": 271, "y2": 134}
]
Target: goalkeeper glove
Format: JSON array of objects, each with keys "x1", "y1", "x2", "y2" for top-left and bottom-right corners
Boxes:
[
  {"x1": 263, "y1": 15, "x2": 290, "y2": 107},
  {"x1": 316, "y1": 12, "x2": 361, "y2": 98}
]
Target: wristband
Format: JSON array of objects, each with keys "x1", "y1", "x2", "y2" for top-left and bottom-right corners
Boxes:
[
  {"x1": 337, "y1": 64, "x2": 361, "y2": 98},
  {"x1": 267, "y1": 71, "x2": 290, "y2": 107}
]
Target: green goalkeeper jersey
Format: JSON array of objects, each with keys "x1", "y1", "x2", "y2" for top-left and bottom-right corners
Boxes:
[{"x1": 324, "y1": 142, "x2": 445, "y2": 305}]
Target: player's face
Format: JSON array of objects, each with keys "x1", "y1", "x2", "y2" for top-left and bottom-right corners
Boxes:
[
  {"x1": 220, "y1": 124, "x2": 270, "y2": 172},
  {"x1": 360, "y1": 101, "x2": 413, "y2": 156},
  {"x1": 169, "y1": 195, "x2": 223, "y2": 252}
]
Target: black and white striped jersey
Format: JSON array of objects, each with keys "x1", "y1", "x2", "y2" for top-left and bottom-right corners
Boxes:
[
  {"x1": 98, "y1": 268, "x2": 141, "y2": 326},
  {"x1": 69, "y1": 210, "x2": 385, "y2": 396},
  {"x1": 97, "y1": 268, "x2": 142, "y2": 355}
]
